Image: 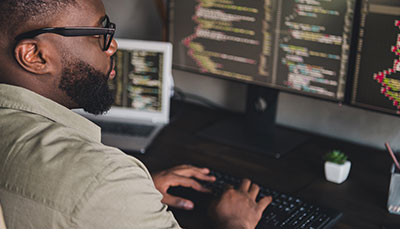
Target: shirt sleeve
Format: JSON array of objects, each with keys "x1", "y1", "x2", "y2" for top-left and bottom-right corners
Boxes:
[{"x1": 70, "y1": 156, "x2": 182, "y2": 229}]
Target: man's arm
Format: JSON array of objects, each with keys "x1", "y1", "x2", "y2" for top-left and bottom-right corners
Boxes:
[{"x1": 71, "y1": 162, "x2": 181, "y2": 229}]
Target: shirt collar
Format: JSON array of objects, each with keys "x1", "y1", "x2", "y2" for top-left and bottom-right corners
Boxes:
[{"x1": 0, "y1": 84, "x2": 101, "y2": 142}]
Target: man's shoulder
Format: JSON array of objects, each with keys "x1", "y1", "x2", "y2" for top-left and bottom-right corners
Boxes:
[{"x1": 0, "y1": 108, "x2": 149, "y2": 216}]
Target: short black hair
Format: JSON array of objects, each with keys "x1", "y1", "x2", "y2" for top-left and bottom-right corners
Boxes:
[{"x1": 0, "y1": 0, "x2": 77, "y2": 41}]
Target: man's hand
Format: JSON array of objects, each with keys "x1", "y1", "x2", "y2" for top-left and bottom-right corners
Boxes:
[
  {"x1": 152, "y1": 165, "x2": 216, "y2": 210},
  {"x1": 210, "y1": 179, "x2": 272, "y2": 229}
]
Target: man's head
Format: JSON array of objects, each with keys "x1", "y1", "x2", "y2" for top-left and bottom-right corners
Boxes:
[{"x1": 0, "y1": 0, "x2": 118, "y2": 114}]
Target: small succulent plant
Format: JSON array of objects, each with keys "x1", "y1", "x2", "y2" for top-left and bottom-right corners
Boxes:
[{"x1": 324, "y1": 150, "x2": 348, "y2": 165}]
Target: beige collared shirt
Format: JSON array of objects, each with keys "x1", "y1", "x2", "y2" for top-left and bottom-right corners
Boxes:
[{"x1": 0, "y1": 84, "x2": 181, "y2": 229}]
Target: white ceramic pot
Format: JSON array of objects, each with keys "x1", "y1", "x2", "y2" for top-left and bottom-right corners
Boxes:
[{"x1": 324, "y1": 161, "x2": 351, "y2": 184}]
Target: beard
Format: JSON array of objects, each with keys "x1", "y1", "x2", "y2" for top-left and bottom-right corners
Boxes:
[{"x1": 58, "y1": 57, "x2": 115, "y2": 115}]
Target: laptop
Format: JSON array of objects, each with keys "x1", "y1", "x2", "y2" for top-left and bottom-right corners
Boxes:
[{"x1": 76, "y1": 38, "x2": 173, "y2": 153}]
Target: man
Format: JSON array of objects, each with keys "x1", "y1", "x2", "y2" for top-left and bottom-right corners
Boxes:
[{"x1": 0, "y1": 0, "x2": 271, "y2": 228}]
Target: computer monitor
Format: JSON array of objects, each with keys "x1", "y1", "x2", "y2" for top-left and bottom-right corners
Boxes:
[
  {"x1": 351, "y1": 0, "x2": 400, "y2": 115},
  {"x1": 169, "y1": 0, "x2": 357, "y2": 158}
]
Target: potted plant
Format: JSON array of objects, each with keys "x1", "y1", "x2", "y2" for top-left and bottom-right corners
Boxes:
[{"x1": 324, "y1": 150, "x2": 351, "y2": 184}]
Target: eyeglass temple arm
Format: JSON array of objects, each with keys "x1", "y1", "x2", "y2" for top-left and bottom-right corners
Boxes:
[{"x1": 15, "y1": 27, "x2": 115, "y2": 41}]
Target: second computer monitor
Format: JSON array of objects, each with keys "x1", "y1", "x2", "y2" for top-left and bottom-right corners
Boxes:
[{"x1": 351, "y1": 0, "x2": 400, "y2": 115}]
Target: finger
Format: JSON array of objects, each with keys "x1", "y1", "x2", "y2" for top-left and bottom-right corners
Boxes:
[
  {"x1": 239, "y1": 178, "x2": 251, "y2": 192},
  {"x1": 175, "y1": 167, "x2": 216, "y2": 182},
  {"x1": 191, "y1": 171, "x2": 216, "y2": 182},
  {"x1": 171, "y1": 175, "x2": 210, "y2": 192},
  {"x1": 173, "y1": 166, "x2": 212, "y2": 177},
  {"x1": 169, "y1": 164, "x2": 201, "y2": 174},
  {"x1": 249, "y1": 183, "x2": 260, "y2": 200},
  {"x1": 171, "y1": 164, "x2": 192, "y2": 170},
  {"x1": 162, "y1": 193, "x2": 194, "y2": 210},
  {"x1": 256, "y1": 196, "x2": 272, "y2": 212}
]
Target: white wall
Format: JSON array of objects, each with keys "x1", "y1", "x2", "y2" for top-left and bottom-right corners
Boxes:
[
  {"x1": 103, "y1": 0, "x2": 163, "y2": 40},
  {"x1": 103, "y1": 0, "x2": 400, "y2": 150}
]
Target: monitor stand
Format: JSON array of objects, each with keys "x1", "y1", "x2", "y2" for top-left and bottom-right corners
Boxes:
[{"x1": 198, "y1": 85, "x2": 309, "y2": 159}]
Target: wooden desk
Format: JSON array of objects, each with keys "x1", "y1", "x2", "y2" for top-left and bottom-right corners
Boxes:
[{"x1": 130, "y1": 101, "x2": 400, "y2": 228}]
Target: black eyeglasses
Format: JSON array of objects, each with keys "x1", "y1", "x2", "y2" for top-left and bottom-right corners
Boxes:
[{"x1": 15, "y1": 15, "x2": 116, "y2": 51}]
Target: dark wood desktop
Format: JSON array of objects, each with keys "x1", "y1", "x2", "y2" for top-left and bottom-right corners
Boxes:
[{"x1": 131, "y1": 100, "x2": 400, "y2": 229}]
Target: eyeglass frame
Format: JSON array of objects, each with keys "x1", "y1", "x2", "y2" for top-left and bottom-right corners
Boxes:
[{"x1": 14, "y1": 15, "x2": 116, "y2": 51}]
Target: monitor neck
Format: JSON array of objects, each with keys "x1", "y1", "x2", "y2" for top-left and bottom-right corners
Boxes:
[{"x1": 245, "y1": 85, "x2": 279, "y2": 133}]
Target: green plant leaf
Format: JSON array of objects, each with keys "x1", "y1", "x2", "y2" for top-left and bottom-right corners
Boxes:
[{"x1": 324, "y1": 150, "x2": 347, "y2": 165}]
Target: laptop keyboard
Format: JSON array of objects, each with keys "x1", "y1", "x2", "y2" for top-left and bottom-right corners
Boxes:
[
  {"x1": 92, "y1": 120, "x2": 156, "y2": 137},
  {"x1": 200, "y1": 168, "x2": 343, "y2": 229}
]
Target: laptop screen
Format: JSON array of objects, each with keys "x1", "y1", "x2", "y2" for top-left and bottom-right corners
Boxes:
[{"x1": 111, "y1": 48, "x2": 164, "y2": 112}]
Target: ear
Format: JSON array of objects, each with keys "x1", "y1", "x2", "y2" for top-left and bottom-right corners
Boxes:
[{"x1": 14, "y1": 39, "x2": 53, "y2": 75}]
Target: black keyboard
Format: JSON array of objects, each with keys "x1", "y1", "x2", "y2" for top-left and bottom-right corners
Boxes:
[
  {"x1": 92, "y1": 120, "x2": 155, "y2": 137},
  {"x1": 202, "y1": 169, "x2": 343, "y2": 229}
]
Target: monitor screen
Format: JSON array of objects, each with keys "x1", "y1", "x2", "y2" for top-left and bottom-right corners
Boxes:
[
  {"x1": 169, "y1": 0, "x2": 356, "y2": 101},
  {"x1": 351, "y1": 0, "x2": 400, "y2": 115}
]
